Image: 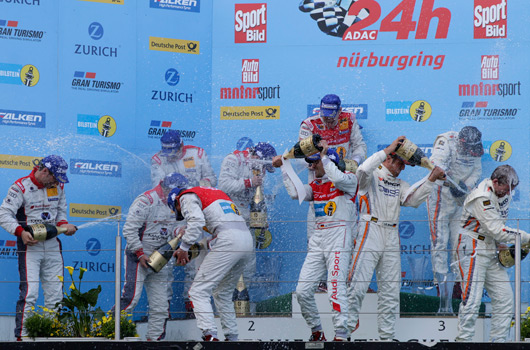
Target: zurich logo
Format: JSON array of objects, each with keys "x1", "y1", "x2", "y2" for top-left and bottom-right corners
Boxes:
[
  {"x1": 399, "y1": 221, "x2": 415, "y2": 239},
  {"x1": 88, "y1": 22, "x2": 104, "y2": 40},
  {"x1": 165, "y1": 68, "x2": 180, "y2": 86},
  {"x1": 86, "y1": 238, "x2": 101, "y2": 256}
]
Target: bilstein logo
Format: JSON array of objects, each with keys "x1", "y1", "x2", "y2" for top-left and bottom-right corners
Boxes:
[
  {"x1": 70, "y1": 203, "x2": 122, "y2": 219},
  {"x1": 481, "y1": 55, "x2": 499, "y2": 80},
  {"x1": 474, "y1": 0, "x2": 507, "y2": 39},
  {"x1": 0, "y1": 154, "x2": 41, "y2": 170},
  {"x1": 221, "y1": 106, "x2": 280, "y2": 120},
  {"x1": 308, "y1": 104, "x2": 368, "y2": 120},
  {"x1": 74, "y1": 22, "x2": 118, "y2": 57},
  {"x1": 71, "y1": 159, "x2": 122, "y2": 177},
  {"x1": 489, "y1": 140, "x2": 512, "y2": 162},
  {"x1": 385, "y1": 100, "x2": 432, "y2": 122},
  {"x1": 148, "y1": 120, "x2": 197, "y2": 141},
  {"x1": 150, "y1": 0, "x2": 200, "y2": 13},
  {"x1": 0, "y1": 19, "x2": 45, "y2": 42},
  {"x1": 235, "y1": 3, "x2": 267, "y2": 43},
  {"x1": 0, "y1": 63, "x2": 39, "y2": 86},
  {"x1": 77, "y1": 114, "x2": 117, "y2": 137},
  {"x1": 459, "y1": 101, "x2": 517, "y2": 121},
  {"x1": 72, "y1": 71, "x2": 122, "y2": 93},
  {"x1": 152, "y1": 68, "x2": 193, "y2": 103},
  {"x1": 0, "y1": 109, "x2": 45, "y2": 128},
  {"x1": 149, "y1": 36, "x2": 200, "y2": 54},
  {"x1": 242, "y1": 59, "x2": 259, "y2": 83},
  {"x1": 409, "y1": 100, "x2": 431, "y2": 122}
]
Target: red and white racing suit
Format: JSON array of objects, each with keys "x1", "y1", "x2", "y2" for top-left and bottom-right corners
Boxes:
[
  {"x1": 0, "y1": 169, "x2": 69, "y2": 338},
  {"x1": 299, "y1": 111, "x2": 366, "y2": 241},
  {"x1": 455, "y1": 178, "x2": 530, "y2": 342},
  {"x1": 347, "y1": 150, "x2": 436, "y2": 339},
  {"x1": 177, "y1": 187, "x2": 254, "y2": 340},
  {"x1": 120, "y1": 185, "x2": 179, "y2": 340},
  {"x1": 283, "y1": 156, "x2": 358, "y2": 338},
  {"x1": 427, "y1": 131, "x2": 482, "y2": 277}
]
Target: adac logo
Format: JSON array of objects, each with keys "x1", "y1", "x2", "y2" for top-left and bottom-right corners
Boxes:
[
  {"x1": 235, "y1": 3, "x2": 267, "y2": 43},
  {"x1": 459, "y1": 101, "x2": 518, "y2": 121},
  {"x1": 488, "y1": 140, "x2": 512, "y2": 162},
  {"x1": 150, "y1": 0, "x2": 200, "y2": 13},
  {"x1": 86, "y1": 238, "x2": 101, "y2": 256},
  {"x1": 147, "y1": 120, "x2": 197, "y2": 141},
  {"x1": 474, "y1": 0, "x2": 507, "y2": 39},
  {"x1": 72, "y1": 71, "x2": 122, "y2": 93},
  {"x1": 152, "y1": 68, "x2": 193, "y2": 103},
  {"x1": 77, "y1": 114, "x2": 117, "y2": 137},
  {"x1": 0, "y1": 19, "x2": 45, "y2": 41},
  {"x1": 70, "y1": 159, "x2": 122, "y2": 177},
  {"x1": 74, "y1": 22, "x2": 118, "y2": 58},
  {"x1": 385, "y1": 100, "x2": 431, "y2": 122},
  {"x1": 308, "y1": 103, "x2": 368, "y2": 120},
  {"x1": 481, "y1": 55, "x2": 499, "y2": 80},
  {"x1": 0, "y1": 109, "x2": 45, "y2": 128},
  {"x1": 242, "y1": 59, "x2": 259, "y2": 83}
]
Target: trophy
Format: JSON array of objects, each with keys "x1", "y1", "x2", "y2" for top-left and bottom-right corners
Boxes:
[
  {"x1": 27, "y1": 223, "x2": 68, "y2": 241},
  {"x1": 284, "y1": 134, "x2": 323, "y2": 159},
  {"x1": 394, "y1": 138, "x2": 434, "y2": 170}
]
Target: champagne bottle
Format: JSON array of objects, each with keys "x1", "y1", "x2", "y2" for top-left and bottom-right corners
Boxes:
[
  {"x1": 249, "y1": 169, "x2": 267, "y2": 229},
  {"x1": 232, "y1": 275, "x2": 250, "y2": 317},
  {"x1": 498, "y1": 243, "x2": 530, "y2": 268},
  {"x1": 394, "y1": 138, "x2": 434, "y2": 170},
  {"x1": 148, "y1": 236, "x2": 204, "y2": 273},
  {"x1": 284, "y1": 134, "x2": 323, "y2": 159},
  {"x1": 27, "y1": 223, "x2": 68, "y2": 241},
  {"x1": 338, "y1": 159, "x2": 358, "y2": 173}
]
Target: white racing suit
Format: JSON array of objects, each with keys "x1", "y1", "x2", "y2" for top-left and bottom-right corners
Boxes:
[
  {"x1": 151, "y1": 144, "x2": 217, "y2": 301},
  {"x1": 178, "y1": 187, "x2": 254, "y2": 340},
  {"x1": 299, "y1": 111, "x2": 366, "y2": 241},
  {"x1": 455, "y1": 178, "x2": 530, "y2": 342},
  {"x1": 427, "y1": 131, "x2": 482, "y2": 277},
  {"x1": 347, "y1": 150, "x2": 436, "y2": 339},
  {"x1": 283, "y1": 156, "x2": 358, "y2": 338},
  {"x1": 0, "y1": 169, "x2": 69, "y2": 338},
  {"x1": 120, "y1": 185, "x2": 179, "y2": 340}
]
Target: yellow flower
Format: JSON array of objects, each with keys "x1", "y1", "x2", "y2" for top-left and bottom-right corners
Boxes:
[
  {"x1": 69, "y1": 282, "x2": 76, "y2": 290},
  {"x1": 79, "y1": 267, "x2": 88, "y2": 280},
  {"x1": 57, "y1": 275, "x2": 64, "y2": 282},
  {"x1": 65, "y1": 266, "x2": 74, "y2": 276}
]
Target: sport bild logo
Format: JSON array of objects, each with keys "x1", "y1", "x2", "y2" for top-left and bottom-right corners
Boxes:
[
  {"x1": 242, "y1": 59, "x2": 259, "y2": 83},
  {"x1": 235, "y1": 3, "x2": 267, "y2": 43},
  {"x1": 481, "y1": 55, "x2": 498, "y2": 80},
  {"x1": 385, "y1": 100, "x2": 432, "y2": 122},
  {"x1": 474, "y1": 0, "x2": 507, "y2": 39},
  {"x1": 71, "y1": 71, "x2": 122, "y2": 93},
  {"x1": 77, "y1": 114, "x2": 117, "y2": 137},
  {"x1": 71, "y1": 159, "x2": 122, "y2": 177},
  {"x1": 459, "y1": 101, "x2": 518, "y2": 121},
  {"x1": 148, "y1": 120, "x2": 197, "y2": 141},
  {"x1": 0, "y1": 109, "x2": 45, "y2": 128},
  {"x1": 0, "y1": 19, "x2": 45, "y2": 41},
  {"x1": 151, "y1": 68, "x2": 193, "y2": 103},
  {"x1": 150, "y1": 0, "x2": 200, "y2": 13},
  {"x1": 74, "y1": 22, "x2": 118, "y2": 58},
  {"x1": 0, "y1": 63, "x2": 39, "y2": 87}
]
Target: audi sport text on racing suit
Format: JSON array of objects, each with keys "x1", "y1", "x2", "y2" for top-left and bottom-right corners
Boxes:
[
  {"x1": 347, "y1": 149, "x2": 441, "y2": 340},
  {"x1": 171, "y1": 187, "x2": 254, "y2": 341},
  {"x1": 0, "y1": 160, "x2": 73, "y2": 339},
  {"x1": 427, "y1": 130, "x2": 482, "y2": 279},
  {"x1": 119, "y1": 183, "x2": 180, "y2": 341},
  {"x1": 282, "y1": 150, "x2": 358, "y2": 341},
  {"x1": 455, "y1": 174, "x2": 530, "y2": 342}
]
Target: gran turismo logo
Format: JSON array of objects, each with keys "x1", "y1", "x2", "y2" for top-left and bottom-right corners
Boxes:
[
  {"x1": 165, "y1": 68, "x2": 180, "y2": 86},
  {"x1": 88, "y1": 22, "x2": 104, "y2": 40}
]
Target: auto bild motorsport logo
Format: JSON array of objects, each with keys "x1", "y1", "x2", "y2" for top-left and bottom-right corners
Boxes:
[
  {"x1": 385, "y1": 100, "x2": 432, "y2": 122},
  {"x1": 77, "y1": 114, "x2": 117, "y2": 137},
  {"x1": 242, "y1": 59, "x2": 258, "y2": 83},
  {"x1": 148, "y1": 120, "x2": 197, "y2": 141},
  {"x1": 307, "y1": 104, "x2": 368, "y2": 120},
  {"x1": 71, "y1": 159, "x2": 122, "y2": 177},
  {"x1": 481, "y1": 55, "x2": 498, "y2": 80},
  {"x1": 71, "y1": 71, "x2": 122, "y2": 93},
  {"x1": 150, "y1": 0, "x2": 200, "y2": 12},
  {"x1": 474, "y1": 0, "x2": 507, "y2": 39},
  {"x1": 235, "y1": 3, "x2": 267, "y2": 43},
  {"x1": 0, "y1": 19, "x2": 45, "y2": 42},
  {"x1": 151, "y1": 68, "x2": 193, "y2": 103},
  {"x1": 459, "y1": 101, "x2": 518, "y2": 121},
  {"x1": 459, "y1": 55, "x2": 520, "y2": 97},
  {"x1": 74, "y1": 22, "x2": 118, "y2": 58},
  {"x1": 0, "y1": 109, "x2": 45, "y2": 128},
  {"x1": 0, "y1": 63, "x2": 39, "y2": 86}
]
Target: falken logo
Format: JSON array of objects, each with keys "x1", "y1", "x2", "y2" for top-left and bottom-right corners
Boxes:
[
  {"x1": 0, "y1": 19, "x2": 45, "y2": 41},
  {"x1": 148, "y1": 120, "x2": 197, "y2": 141},
  {"x1": 72, "y1": 71, "x2": 122, "y2": 93},
  {"x1": 74, "y1": 22, "x2": 118, "y2": 58},
  {"x1": 150, "y1": 0, "x2": 200, "y2": 13},
  {"x1": 242, "y1": 59, "x2": 259, "y2": 83},
  {"x1": 235, "y1": 3, "x2": 267, "y2": 43},
  {"x1": 307, "y1": 103, "x2": 368, "y2": 120},
  {"x1": 71, "y1": 159, "x2": 121, "y2": 177},
  {"x1": 474, "y1": 0, "x2": 507, "y2": 39},
  {"x1": 0, "y1": 109, "x2": 45, "y2": 128}
]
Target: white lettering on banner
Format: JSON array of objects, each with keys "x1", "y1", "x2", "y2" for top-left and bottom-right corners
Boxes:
[
  {"x1": 235, "y1": 4, "x2": 266, "y2": 32},
  {"x1": 74, "y1": 162, "x2": 119, "y2": 172},
  {"x1": 474, "y1": 0, "x2": 507, "y2": 28}
]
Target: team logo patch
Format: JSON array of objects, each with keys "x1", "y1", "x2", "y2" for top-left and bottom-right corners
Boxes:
[{"x1": 324, "y1": 201, "x2": 337, "y2": 216}]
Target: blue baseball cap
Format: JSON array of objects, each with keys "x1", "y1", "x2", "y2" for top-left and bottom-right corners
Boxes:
[
  {"x1": 161, "y1": 172, "x2": 188, "y2": 190},
  {"x1": 236, "y1": 137, "x2": 254, "y2": 151},
  {"x1": 304, "y1": 148, "x2": 340, "y2": 166},
  {"x1": 320, "y1": 94, "x2": 341, "y2": 118},
  {"x1": 41, "y1": 155, "x2": 69, "y2": 183},
  {"x1": 160, "y1": 130, "x2": 181, "y2": 155}
]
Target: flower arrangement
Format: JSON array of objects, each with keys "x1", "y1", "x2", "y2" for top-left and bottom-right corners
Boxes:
[
  {"x1": 24, "y1": 266, "x2": 137, "y2": 339},
  {"x1": 521, "y1": 306, "x2": 530, "y2": 339}
]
